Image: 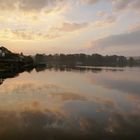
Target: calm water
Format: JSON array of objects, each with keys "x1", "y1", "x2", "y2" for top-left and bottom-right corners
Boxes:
[{"x1": 0, "y1": 67, "x2": 140, "y2": 140}]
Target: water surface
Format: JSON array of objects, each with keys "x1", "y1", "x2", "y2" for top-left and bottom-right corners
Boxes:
[{"x1": 0, "y1": 67, "x2": 140, "y2": 140}]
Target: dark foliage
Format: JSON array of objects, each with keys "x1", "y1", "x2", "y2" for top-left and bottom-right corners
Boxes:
[{"x1": 35, "y1": 53, "x2": 140, "y2": 67}]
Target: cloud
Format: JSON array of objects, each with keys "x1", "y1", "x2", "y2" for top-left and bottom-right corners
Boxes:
[
  {"x1": 0, "y1": 0, "x2": 18, "y2": 10},
  {"x1": 0, "y1": 28, "x2": 61, "y2": 40},
  {"x1": 111, "y1": 0, "x2": 140, "y2": 12},
  {"x1": 19, "y1": 0, "x2": 48, "y2": 11},
  {"x1": 19, "y1": 0, "x2": 67, "y2": 13},
  {"x1": 92, "y1": 29, "x2": 140, "y2": 48},
  {"x1": 0, "y1": 0, "x2": 101, "y2": 12},
  {"x1": 0, "y1": 0, "x2": 66, "y2": 13},
  {"x1": 79, "y1": 0, "x2": 99, "y2": 5},
  {"x1": 127, "y1": 23, "x2": 140, "y2": 32},
  {"x1": 97, "y1": 11, "x2": 108, "y2": 18},
  {"x1": 50, "y1": 92, "x2": 87, "y2": 101},
  {"x1": 51, "y1": 15, "x2": 117, "y2": 32},
  {"x1": 53, "y1": 22, "x2": 88, "y2": 32},
  {"x1": 111, "y1": 0, "x2": 131, "y2": 10},
  {"x1": 92, "y1": 15, "x2": 117, "y2": 28},
  {"x1": 89, "y1": 27, "x2": 140, "y2": 55}
]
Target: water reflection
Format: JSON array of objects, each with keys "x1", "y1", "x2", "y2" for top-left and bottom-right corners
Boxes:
[
  {"x1": 0, "y1": 78, "x2": 4, "y2": 85},
  {"x1": 0, "y1": 67, "x2": 34, "y2": 86},
  {"x1": 88, "y1": 68, "x2": 140, "y2": 95},
  {"x1": 0, "y1": 109, "x2": 140, "y2": 140},
  {"x1": 39, "y1": 66, "x2": 124, "y2": 73},
  {"x1": 0, "y1": 66, "x2": 140, "y2": 139},
  {"x1": 0, "y1": 70, "x2": 19, "y2": 85},
  {"x1": 0, "y1": 66, "x2": 121, "y2": 86}
]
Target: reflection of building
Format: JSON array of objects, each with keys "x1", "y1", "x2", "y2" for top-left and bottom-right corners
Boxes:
[
  {"x1": 0, "y1": 78, "x2": 4, "y2": 85},
  {"x1": 0, "y1": 70, "x2": 19, "y2": 86}
]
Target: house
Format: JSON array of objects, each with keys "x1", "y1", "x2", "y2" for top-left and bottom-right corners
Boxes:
[
  {"x1": 0, "y1": 48, "x2": 5, "y2": 57},
  {"x1": 0, "y1": 46, "x2": 11, "y2": 58}
]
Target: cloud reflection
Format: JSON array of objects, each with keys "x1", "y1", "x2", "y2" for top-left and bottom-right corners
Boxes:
[
  {"x1": 0, "y1": 67, "x2": 140, "y2": 139},
  {"x1": 50, "y1": 92, "x2": 87, "y2": 101},
  {"x1": 89, "y1": 69, "x2": 140, "y2": 95},
  {"x1": 0, "y1": 108, "x2": 139, "y2": 140}
]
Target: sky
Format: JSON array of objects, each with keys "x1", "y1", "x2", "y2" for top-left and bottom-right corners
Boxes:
[{"x1": 0, "y1": 0, "x2": 140, "y2": 56}]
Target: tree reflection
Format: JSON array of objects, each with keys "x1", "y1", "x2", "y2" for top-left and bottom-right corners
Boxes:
[
  {"x1": 0, "y1": 65, "x2": 125, "y2": 86},
  {"x1": 35, "y1": 65, "x2": 124, "y2": 73},
  {"x1": 0, "y1": 67, "x2": 34, "y2": 86},
  {"x1": 0, "y1": 78, "x2": 4, "y2": 85}
]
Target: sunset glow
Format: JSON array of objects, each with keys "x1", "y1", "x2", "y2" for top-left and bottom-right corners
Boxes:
[{"x1": 0, "y1": 0, "x2": 140, "y2": 55}]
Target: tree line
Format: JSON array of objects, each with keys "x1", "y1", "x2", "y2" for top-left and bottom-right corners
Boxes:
[{"x1": 35, "y1": 53, "x2": 140, "y2": 67}]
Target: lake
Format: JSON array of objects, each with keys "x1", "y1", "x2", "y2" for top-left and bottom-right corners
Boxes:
[{"x1": 0, "y1": 67, "x2": 140, "y2": 140}]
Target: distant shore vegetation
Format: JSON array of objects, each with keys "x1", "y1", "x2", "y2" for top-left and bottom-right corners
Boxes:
[
  {"x1": 35, "y1": 53, "x2": 140, "y2": 67},
  {"x1": 0, "y1": 46, "x2": 140, "y2": 71}
]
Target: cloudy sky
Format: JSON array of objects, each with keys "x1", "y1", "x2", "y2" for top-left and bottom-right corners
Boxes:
[{"x1": 0, "y1": 0, "x2": 140, "y2": 56}]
